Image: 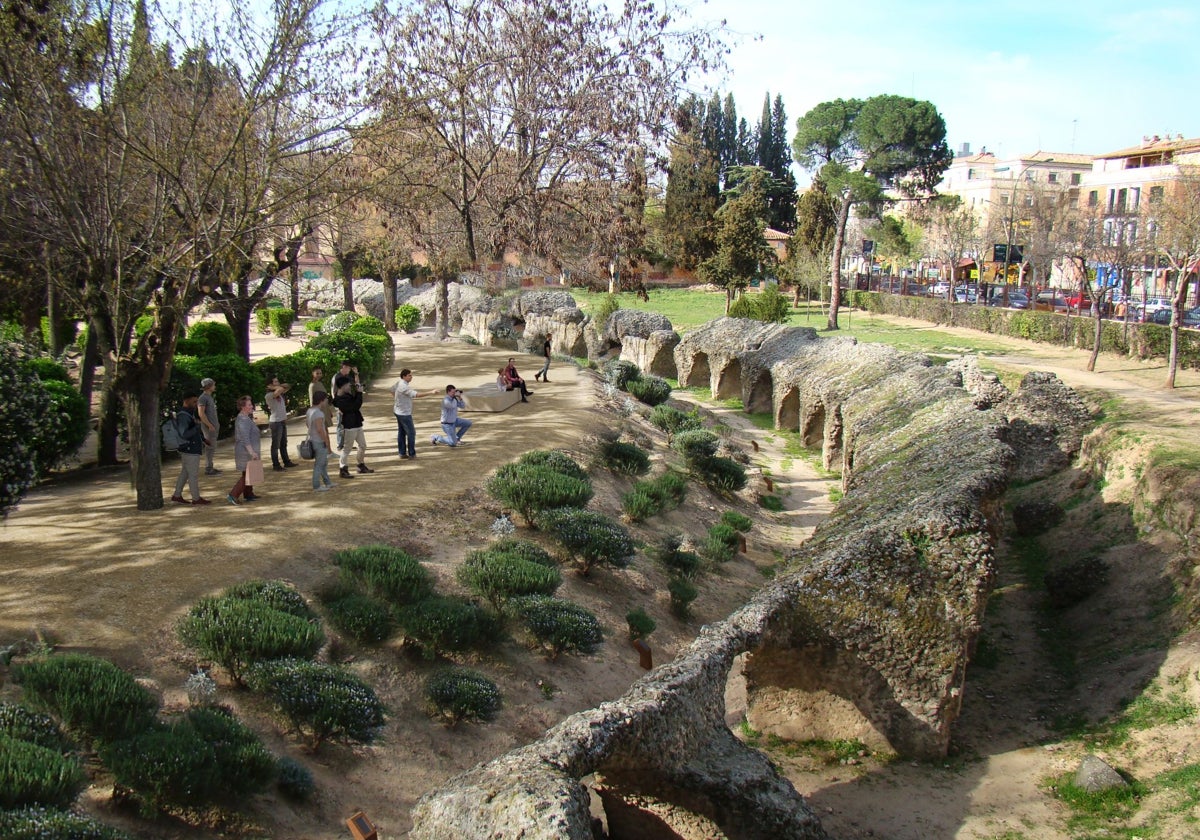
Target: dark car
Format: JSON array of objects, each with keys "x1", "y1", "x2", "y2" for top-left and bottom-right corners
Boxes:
[
  {"x1": 1006, "y1": 292, "x2": 1030, "y2": 310},
  {"x1": 1149, "y1": 306, "x2": 1200, "y2": 328}
]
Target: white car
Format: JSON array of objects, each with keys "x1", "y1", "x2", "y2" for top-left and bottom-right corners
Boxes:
[{"x1": 1136, "y1": 297, "x2": 1173, "y2": 320}]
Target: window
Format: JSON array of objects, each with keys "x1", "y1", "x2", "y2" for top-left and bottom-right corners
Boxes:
[
  {"x1": 1048, "y1": 172, "x2": 1059, "y2": 183},
  {"x1": 1088, "y1": 190, "x2": 1099, "y2": 207},
  {"x1": 1000, "y1": 194, "x2": 1010, "y2": 205},
  {"x1": 1130, "y1": 187, "x2": 1141, "y2": 211},
  {"x1": 1150, "y1": 185, "x2": 1164, "y2": 204},
  {"x1": 967, "y1": 168, "x2": 976, "y2": 180},
  {"x1": 1071, "y1": 173, "x2": 1082, "y2": 186}
]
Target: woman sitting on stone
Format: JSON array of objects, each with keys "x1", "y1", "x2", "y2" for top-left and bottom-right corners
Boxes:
[{"x1": 503, "y1": 357, "x2": 532, "y2": 401}]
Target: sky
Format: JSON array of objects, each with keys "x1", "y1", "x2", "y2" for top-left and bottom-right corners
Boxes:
[{"x1": 690, "y1": 0, "x2": 1200, "y2": 162}]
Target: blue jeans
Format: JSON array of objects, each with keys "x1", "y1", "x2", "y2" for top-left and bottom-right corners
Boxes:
[
  {"x1": 434, "y1": 417, "x2": 472, "y2": 446},
  {"x1": 312, "y1": 439, "x2": 332, "y2": 488},
  {"x1": 539, "y1": 356, "x2": 550, "y2": 378},
  {"x1": 395, "y1": 413, "x2": 416, "y2": 456}
]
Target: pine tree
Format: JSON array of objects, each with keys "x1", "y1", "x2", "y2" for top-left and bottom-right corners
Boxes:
[{"x1": 663, "y1": 96, "x2": 720, "y2": 269}]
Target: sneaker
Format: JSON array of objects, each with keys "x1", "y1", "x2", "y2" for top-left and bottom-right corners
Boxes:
[
  {"x1": 170, "y1": 495, "x2": 189, "y2": 505},
  {"x1": 192, "y1": 498, "x2": 212, "y2": 506},
  {"x1": 314, "y1": 485, "x2": 332, "y2": 492},
  {"x1": 408, "y1": 453, "x2": 417, "y2": 460},
  {"x1": 282, "y1": 461, "x2": 298, "y2": 468},
  {"x1": 430, "y1": 435, "x2": 439, "y2": 446},
  {"x1": 226, "y1": 494, "x2": 240, "y2": 506},
  {"x1": 205, "y1": 468, "x2": 222, "y2": 475},
  {"x1": 273, "y1": 465, "x2": 285, "y2": 472},
  {"x1": 399, "y1": 454, "x2": 410, "y2": 460},
  {"x1": 357, "y1": 464, "x2": 374, "y2": 474},
  {"x1": 243, "y1": 493, "x2": 261, "y2": 502}
]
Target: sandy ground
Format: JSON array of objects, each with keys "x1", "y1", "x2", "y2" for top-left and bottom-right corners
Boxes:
[{"x1": 2, "y1": 312, "x2": 1197, "y2": 839}]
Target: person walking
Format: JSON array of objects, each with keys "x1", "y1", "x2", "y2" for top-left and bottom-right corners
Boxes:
[
  {"x1": 535, "y1": 336, "x2": 552, "y2": 382},
  {"x1": 389, "y1": 368, "x2": 434, "y2": 459},
  {"x1": 265, "y1": 375, "x2": 296, "y2": 471},
  {"x1": 227, "y1": 395, "x2": 262, "y2": 505},
  {"x1": 307, "y1": 391, "x2": 335, "y2": 491},
  {"x1": 431, "y1": 385, "x2": 472, "y2": 447},
  {"x1": 171, "y1": 391, "x2": 211, "y2": 505},
  {"x1": 198, "y1": 378, "x2": 221, "y2": 474},
  {"x1": 332, "y1": 360, "x2": 355, "y2": 451},
  {"x1": 333, "y1": 372, "x2": 374, "y2": 477}
]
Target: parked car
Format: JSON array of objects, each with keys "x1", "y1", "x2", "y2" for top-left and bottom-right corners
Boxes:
[
  {"x1": 1147, "y1": 306, "x2": 1200, "y2": 328},
  {"x1": 1006, "y1": 292, "x2": 1030, "y2": 310},
  {"x1": 954, "y1": 285, "x2": 978, "y2": 303},
  {"x1": 1135, "y1": 297, "x2": 1174, "y2": 321},
  {"x1": 1033, "y1": 291, "x2": 1069, "y2": 313},
  {"x1": 929, "y1": 282, "x2": 950, "y2": 297}
]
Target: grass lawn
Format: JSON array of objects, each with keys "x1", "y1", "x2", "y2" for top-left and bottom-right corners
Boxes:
[{"x1": 568, "y1": 287, "x2": 1009, "y2": 360}]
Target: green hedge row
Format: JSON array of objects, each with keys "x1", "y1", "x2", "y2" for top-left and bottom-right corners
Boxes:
[{"x1": 845, "y1": 291, "x2": 1200, "y2": 369}]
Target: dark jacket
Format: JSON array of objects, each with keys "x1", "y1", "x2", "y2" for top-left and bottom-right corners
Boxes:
[
  {"x1": 177, "y1": 406, "x2": 204, "y2": 455},
  {"x1": 332, "y1": 390, "x2": 364, "y2": 429}
]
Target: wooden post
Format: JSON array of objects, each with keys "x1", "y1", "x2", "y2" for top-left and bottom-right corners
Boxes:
[{"x1": 346, "y1": 812, "x2": 378, "y2": 840}]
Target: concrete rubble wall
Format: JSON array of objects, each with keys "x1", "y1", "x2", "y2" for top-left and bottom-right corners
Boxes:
[{"x1": 409, "y1": 317, "x2": 1089, "y2": 839}]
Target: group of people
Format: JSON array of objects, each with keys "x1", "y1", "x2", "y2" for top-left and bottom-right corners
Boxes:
[{"x1": 170, "y1": 344, "x2": 555, "y2": 503}]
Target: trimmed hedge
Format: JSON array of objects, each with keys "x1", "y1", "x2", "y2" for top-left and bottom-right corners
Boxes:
[
  {"x1": 720, "y1": 511, "x2": 754, "y2": 533},
  {"x1": 322, "y1": 591, "x2": 396, "y2": 645},
  {"x1": 276, "y1": 756, "x2": 315, "y2": 802},
  {"x1": 102, "y1": 708, "x2": 275, "y2": 815},
  {"x1": 34, "y1": 380, "x2": 90, "y2": 473},
  {"x1": 534, "y1": 508, "x2": 635, "y2": 575},
  {"x1": 255, "y1": 307, "x2": 296, "y2": 337},
  {"x1": 604, "y1": 359, "x2": 641, "y2": 390},
  {"x1": 485, "y1": 462, "x2": 594, "y2": 526},
  {"x1": 625, "y1": 375, "x2": 672, "y2": 406},
  {"x1": 457, "y1": 541, "x2": 562, "y2": 611},
  {"x1": 0, "y1": 807, "x2": 132, "y2": 840},
  {"x1": 688, "y1": 455, "x2": 748, "y2": 493},
  {"x1": 12, "y1": 654, "x2": 158, "y2": 745},
  {"x1": 169, "y1": 353, "x2": 259, "y2": 437},
  {"x1": 250, "y1": 347, "x2": 339, "y2": 413},
  {"x1": 516, "y1": 449, "x2": 589, "y2": 481},
  {"x1": 395, "y1": 597, "x2": 498, "y2": 657},
  {"x1": 333, "y1": 544, "x2": 433, "y2": 606},
  {"x1": 651, "y1": 534, "x2": 702, "y2": 579},
  {"x1": 0, "y1": 703, "x2": 69, "y2": 752},
  {"x1": 186, "y1": 322, "x2": 238, "y2": 356},
  {"x1": 0, "y1": 735, "x2": 86, "y2": 809},
  {"x1": 648, "y1": 405, "x2": 703, "y2": 443},
  {"x1": 668, "y1": 577, "x2": 699, "y2": 618},
  {"x1": 596, "y1": 440, "x2": 651, "y2": 475},
  {"x1": 425, "y1": 668, "x2": 502, "y2": 724},
  {"x1": 622, "y1": 471, "x2": 686, "y2": 522},
  {"x1": 395, "y1": 304, "x2": 422, "y2": 333},
  {"x1": 625, "y1": 607, "x2": 656, "y2": 640},
  {"x1": 512, "y1": 596, "x2": 604, "y2": 658},
  {"x1": 672, "y1": 429, "x2": 720, "y2": 462},
  {"x1": 246, "y1": 659, "x2": 386, "y2": 749},
  {"x1": 225, "y1": 578, "x2": 318, "y2": 621},
  {"x1": 178, "y1": 594, "x2": 325, "y2": 685}
]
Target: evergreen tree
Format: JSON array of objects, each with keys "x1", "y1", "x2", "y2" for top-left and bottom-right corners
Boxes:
[
  {"x1": 697, "y1": 168, "x2": 777, "y2": 310},
  {"x1": 720, "y1": 94, "x2": 739, "y2": 179},
  {"x1": 663, "y1": 96, "x2": 720, "y2": 269}
]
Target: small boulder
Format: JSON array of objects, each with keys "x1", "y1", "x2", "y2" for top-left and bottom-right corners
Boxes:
[{"x1": 1074, "y1": 754, "x2": 1128, "y2": 793}]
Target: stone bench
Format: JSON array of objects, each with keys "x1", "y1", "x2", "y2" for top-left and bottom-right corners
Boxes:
[{"x1": 463, "y1": 385, "x2": 521, "y2": 412}]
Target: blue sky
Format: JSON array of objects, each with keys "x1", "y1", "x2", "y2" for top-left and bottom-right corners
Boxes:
[{"x1": 691, "y1": 0, "x2": 1200, "y2": 160}]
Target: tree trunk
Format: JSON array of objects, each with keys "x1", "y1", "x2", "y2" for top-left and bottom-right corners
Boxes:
[
  {"x1": 342, "y1": 275, "x2": 354, "y2": 312},
  {"x1": 289, "y1": 259, "x2": 300, "y2": 313},
  {"x1": 127, "y1": 368, "x2": 164, "y2": 510},
  {"x1": 1166, "y1": 304, "x2": 1181, "y2": 389},
  {"x1": 827, "y1": 192, "x2": 852, "y2": 330},
  {"x1": 1087, "y1": 307, "x2": 1102, "y2": 372},
  {"x1": 79, "y1": 323, "x2": 99, "y2": 412},
  {"x1": 97, "y1": 357, "x2": 120, "y2": 467},
  {"x1": 382, "y1": 273, "x2": 397, "y2": 331},
  {"x1": 219, "y1": 299, "x2": 256, "y2": 361},
  {"x1": 435, "y1": 273, "x2": 449, "y2": 340},
  {"x1": 45, "y1": 251, "x2": 63, "y2": 356}
]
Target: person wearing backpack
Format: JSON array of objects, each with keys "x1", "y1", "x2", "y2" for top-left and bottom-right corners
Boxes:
[{"x1": 170, "y1": 391, "x2": 211, "y2": 505}]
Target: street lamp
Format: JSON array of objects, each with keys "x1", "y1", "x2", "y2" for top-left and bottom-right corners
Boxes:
[{"x1": 993, "y1": 159, "x2": 1052, "y2": 304}]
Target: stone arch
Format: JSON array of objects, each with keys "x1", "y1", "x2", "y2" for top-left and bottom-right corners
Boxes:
[
  {"x1": 746, "y1": 370, "x2": 774, "y2": 415},
  {"x1": 800, "y1": 400, "x2": 825, "y2": 448},
  {"x1": 715, "y1": 357, "x2": 742, "y2": 400},
  {"x1": 681, "y1": 350, "x2": 710, "y2": 389},
  {"x1": 777, "y1": 386, "x2": 800, "y2": 431},
  {"x1": 823, "y1": 405, "x2": 844, "y2": 473}
]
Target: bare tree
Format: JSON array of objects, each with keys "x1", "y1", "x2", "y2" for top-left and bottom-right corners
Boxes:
[
  {"x1": 1146, "y1": 167, "x2": 1200, "y2": 388},
  {"x1": 0, "y1": 0, "x2": 363, "y2": 508},
  {"x1": 368, "y1": 0, "x2": 722, "y2": 321}
]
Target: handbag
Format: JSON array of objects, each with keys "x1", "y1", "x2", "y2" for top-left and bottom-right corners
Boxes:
[
  {"x1": 298, "y1": 439, "x2": 315, "y2": 460},
  {"x1": 245, "y1": 458, "x2": 265, "y2": 485}
]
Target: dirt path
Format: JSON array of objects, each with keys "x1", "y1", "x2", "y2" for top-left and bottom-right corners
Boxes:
[
  {"x1": 0, "y1": 328, "x2": 596, "y2": 659},
  {"x1": 873, "y1": 312, "x2": 1200, "y2": 434}
]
